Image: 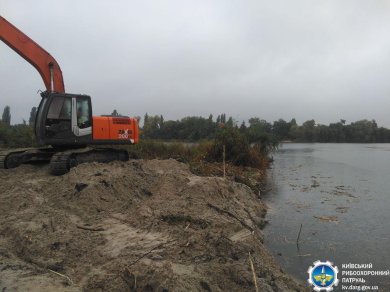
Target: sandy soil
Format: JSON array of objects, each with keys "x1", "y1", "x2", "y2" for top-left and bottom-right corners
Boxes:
[{"x1": 0, "y1": 159, "x2": 307, "y2": 291}]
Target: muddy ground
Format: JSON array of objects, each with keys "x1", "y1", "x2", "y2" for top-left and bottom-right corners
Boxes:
[{"x1": 0, "y1": 159, "x2": 307, "y2": 291}]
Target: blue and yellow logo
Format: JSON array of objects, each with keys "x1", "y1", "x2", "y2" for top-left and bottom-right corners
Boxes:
[{"x1": 308, "y1": 260, "x2": 339, "y2": 291}]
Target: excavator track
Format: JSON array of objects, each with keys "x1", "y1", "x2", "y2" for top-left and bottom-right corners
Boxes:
[
  {"x1": 0, "y1": 149, "x2": 26, "y2": 169},
  {"x1": 0, "y1": 152, "x2": 9, "y2": 169},
  {"x1": 0, "y1": 147, "x2": 129, "y2": 175},
  {"x1": 49, "y1": 147, "x2": 129, "y2": 175},
  {"x1": 0, "y1": 148, "x2": 56, "y2": 169},
  {"x1": 49, "y1": 152, "x2": 76, "y2": 175}
]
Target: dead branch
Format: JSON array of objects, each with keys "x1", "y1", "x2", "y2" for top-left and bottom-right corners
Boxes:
[
  {"x1": 296, "y1": 223, "x2": 303, "y2": 247},
  {"x1": 48, "y1": 269, "x2": 73, "y2": 286},
  {"x1": 50, "y1": 217, "x2": 55, "y2": 232},
  {"x1": 207, "y1": 203, "x2": 253, "y2": 232},
  {"x1": 127, "y1": 239, "x2": 176, "y2": 267},
  {"x1": 109, "y1": 214, "x2": 134, "y2": 225},
  {"x1": 76, "y1": 225, "x2": 104, "y2": 232},
  {"x1": 248, "y1": 252, "x2": 259, "y2": 292}
]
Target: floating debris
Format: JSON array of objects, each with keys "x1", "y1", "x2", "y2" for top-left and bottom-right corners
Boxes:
[
  {"x1": 311, "y1": 180, "x2": 320, "y2": 188},
  {"x1": 335, "y1": 206, "x2": 349, "y2": 213},
  {"x1": 314, "y1": 215, "x2": 338, "y2": 222},
  {"x1": 332, "y1": 190, "x2": 357, "y2": 198}
]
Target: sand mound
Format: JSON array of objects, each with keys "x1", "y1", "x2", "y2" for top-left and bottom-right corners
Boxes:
[{"x1": 0, "y1": 159, "x2": 306, "y2": 291}]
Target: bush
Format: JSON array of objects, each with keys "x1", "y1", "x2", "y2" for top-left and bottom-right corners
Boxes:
[
  {"x1": 122, "y1": 132, "x2": 274, "y2": 170},
  {"x1": 124, "y1": 140, "x2": 193, "y2": 162},
  {"x1": 204, "y1": 126, "x2": 275, "y2": 168},
  {"x1": 0, "y1": 123, "x2": 35, "y2": 148}
]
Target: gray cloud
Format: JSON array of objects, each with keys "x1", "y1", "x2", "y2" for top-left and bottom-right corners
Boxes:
[{"x1": 1, "y1": 0, "x2": 390, "y2": 126}]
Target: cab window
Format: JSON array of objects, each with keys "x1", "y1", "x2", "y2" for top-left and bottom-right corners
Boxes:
[
  {"x1": 59, "y1": 98, "x2": 71, "y2": 119},
  {"x1": 47, "y1": 96, "x2": 71, "y2": 120},
  {"x1": 76, "y1": 99, "x2": 91, "y2": 128},
  {"x1": 45, "y1": 96, "x2": 72, "y2": 138}
]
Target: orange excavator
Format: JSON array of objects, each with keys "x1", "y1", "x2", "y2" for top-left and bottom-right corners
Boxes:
[{"x1": 0, "y1": 16, "x2": 139, "y2": 174}]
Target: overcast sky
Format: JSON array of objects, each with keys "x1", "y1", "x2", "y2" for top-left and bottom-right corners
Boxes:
[{"x1": 1, "y1": 0, "x2": 390, "y2": 126}]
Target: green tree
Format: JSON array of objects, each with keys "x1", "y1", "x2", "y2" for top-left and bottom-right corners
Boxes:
[
  {"x1": 348, "y1": 119, "x2": 377, "y2": 142},
  {"x1": 239, "y1": 121, "x2": 247, "y2": 133},
  {"x1": 226, "y1": 117, "x2": 234, "y2": 127},
  {"x1": 209, "y1": 126, "x2": 251, "y2": 165},
  {"x1": 289, "y1": 118, "x2": 297, "y2": 127},
  {"x1": 29, "y1": 106, "x2": 37, "y2": 126},
  {"x1": 328, "y1": 121, "x2": 346, "y2": 142},
  {"x1": 302, "y1": 119, "x2": 316, "y2": 142},
  {"x1": 2, "y1": 106, "x2": 11, "y2": 126},
  {"x1": 144, "y1": 113, "x2": 149, "y2": 127},
  {"x1": 273, "y1": 119, "x2": 290, "y2": 139},
  {"x1": 142, "y1": 115, "x2": 164, "y2": 138},
  {"x1": 288, "y1": 124, "x2": 304, "y2": 141},
  {"x1": 246, "y1": 118, "x2": 272, "y2": 143},
  {"x1": 221, "y1": 113, "x2": 226, "y2": 124}
]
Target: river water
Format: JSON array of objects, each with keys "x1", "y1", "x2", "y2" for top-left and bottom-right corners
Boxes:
[{"x1": 263, "y1": 143, "x2": 390, "y2": 289}]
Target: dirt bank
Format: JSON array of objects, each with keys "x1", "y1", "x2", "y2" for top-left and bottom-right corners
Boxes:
[{"x1": 0, "y1": 159, "x2": 307, "y2": 291}]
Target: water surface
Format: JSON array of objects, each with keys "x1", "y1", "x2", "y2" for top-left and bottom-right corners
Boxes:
[{"x1": 263, "y1": 143, "x2": 390, "y2": 289}]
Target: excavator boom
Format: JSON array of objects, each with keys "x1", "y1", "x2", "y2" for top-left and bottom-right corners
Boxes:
[{"x1": 0, "y1": 16, "x2": 65, "y2": 93}]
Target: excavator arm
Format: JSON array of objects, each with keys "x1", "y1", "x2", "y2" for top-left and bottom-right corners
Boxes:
[{"x1": 0, "y1": 16, "x2": 65, "y2": 93}]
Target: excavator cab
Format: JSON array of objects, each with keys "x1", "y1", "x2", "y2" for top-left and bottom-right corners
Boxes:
[{"x1": 35, "y1": 92, "x2": 93, "y2": 146}]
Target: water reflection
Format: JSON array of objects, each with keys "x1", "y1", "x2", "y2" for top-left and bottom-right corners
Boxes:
[{"x1": 277, "y1": 147, "x2": 315, "y2": 154}]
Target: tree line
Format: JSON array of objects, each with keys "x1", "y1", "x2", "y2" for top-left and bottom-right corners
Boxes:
[
  {"x1": 142, "y1": 114, "x2": 390, "y2": 143},
  {"x1": 2, "y1": 104, "x2": 390, "y2": 148},
  {"x1": 287, "y1": 119, "x2": 390, "y2": 143}
]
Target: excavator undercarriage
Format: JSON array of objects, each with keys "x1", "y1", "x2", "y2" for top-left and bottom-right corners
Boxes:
[
  {"x1": 0, "y1": 147, "x2": 129, "y2": 175},
  {"x1": 0, "y1": 148, "x2": 55, "y2": 169}
]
